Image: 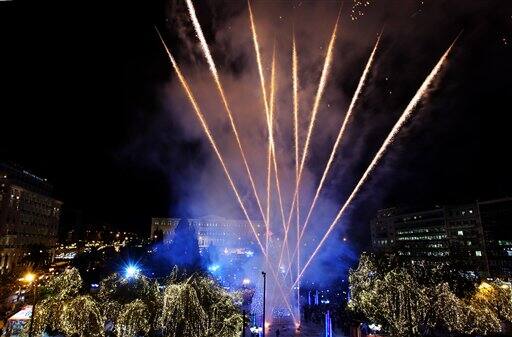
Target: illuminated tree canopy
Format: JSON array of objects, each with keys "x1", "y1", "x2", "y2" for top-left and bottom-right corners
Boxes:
[
  {"x1": 349, "y1": 253, "x2": 512, "y2": 336},
  {"x1": 30, "y1": 268, "x2": 242, "y2": 337}
]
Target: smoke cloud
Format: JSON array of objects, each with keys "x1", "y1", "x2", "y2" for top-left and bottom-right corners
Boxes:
[{"x1": 125, "y1": 0, "x2": 500, "y2": 287}]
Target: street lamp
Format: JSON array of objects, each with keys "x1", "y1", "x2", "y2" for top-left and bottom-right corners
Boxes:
[
  {"x1": 261, "y1": 271, "x2": 266, "y2": 337},
  {"x1": 23, "y1": 273, "x2": 36, "y2": 283},
  {"x1": 124, "y1": 263, "x2": 141, "y2": 279},
  {"x1": 21, "y1": 272, "x2": 38, "y2": 337}
]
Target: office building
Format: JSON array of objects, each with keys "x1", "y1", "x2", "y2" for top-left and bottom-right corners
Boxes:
[
  {"x1": 370, "y1": 198, "x2": 512, "y2": 278},
  {"x1": 0, "y1": 163, "x2": 62, "y2": 273}
]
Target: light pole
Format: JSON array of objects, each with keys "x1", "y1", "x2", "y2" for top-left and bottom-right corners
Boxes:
[
  {"x1": 242, "y1": 309, "x2": 246, "y2": 337},
  {"x1": 22, "y1": 272, "x2": 37, "y2": 337},
  {"x1": 261, "y1": 271, "x2": 266, "y2": 337}
]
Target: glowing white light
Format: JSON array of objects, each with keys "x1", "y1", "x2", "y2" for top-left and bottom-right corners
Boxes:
[
  {"x1": 208, "y1": 264, "x2": 220, "y2": 272},
  {"x1": 125, "y1": 265, "x2": 140, "y2": 279},
  {"x1": 369, "y1": 324, "x2": 382, "y2": 331}
]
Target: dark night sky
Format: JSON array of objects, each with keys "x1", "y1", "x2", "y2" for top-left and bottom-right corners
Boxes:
[{"x1": 1, "y1": 0, "x2": 511, "y2": 246}]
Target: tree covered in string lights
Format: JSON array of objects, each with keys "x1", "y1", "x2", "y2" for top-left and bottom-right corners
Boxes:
[
  {"x1": 60, "y1": 295, "x2": 104, "y2": 337},
  {"x1": 97, "y1": 272, "x2": 162, "y2": 334},
  {"x1": 31, "y1": 268, "x2": 85, "y2": 335},
  {"x1": 29, "y1": 267, "x2": 242, "y2": 337},
  {"x1": 189, "y1": 276, "x2": 243, "y2": 337},
  {"x1": 160, "y1": 275, "x2": 242, "y2": 337},
  {"x1": 349, "y1": 253, "x2": 512, "y2": 336},
  {"x1": 161, "y1": 282, "x2": 207, "y2": 337},
  {"x1": 116, "y1": 299, "x2": 151, "y2": 337}
]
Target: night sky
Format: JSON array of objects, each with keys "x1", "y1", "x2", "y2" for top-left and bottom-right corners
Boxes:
[{"x1": 1, "y1": 0, "x2": 511, "y2": 248}]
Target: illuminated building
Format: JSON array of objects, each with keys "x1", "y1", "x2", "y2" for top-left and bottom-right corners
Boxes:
[
  {"x1": 150, "y1": 217, "x2": 180, "y2": 242},
  {"x1": 371, "y1": 198, "x2": 512, "y2": 277},
  {"x1": 0, "y1": 163, "x2": 62, "y2": 273},
  {"x1": 151, "y1": 216, "x2": 264, "y2": 254}
]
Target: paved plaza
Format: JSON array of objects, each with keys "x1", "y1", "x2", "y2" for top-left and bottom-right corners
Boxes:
[{"x1": 267, "y1": 323, "x2": 345, "y2": 337}]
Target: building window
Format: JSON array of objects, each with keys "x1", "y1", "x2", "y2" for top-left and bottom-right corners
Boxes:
[
  {"x1": 475, "y1": 251, "x2": 482, "y2": 257},
  {"x1": 457, "y1": 230, "x2": 464, "y2": 236}
]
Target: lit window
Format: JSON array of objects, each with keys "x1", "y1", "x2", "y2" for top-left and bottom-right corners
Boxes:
[
  {"x1": 475, "y1": 251, "x2": 482, "y2": 257},
  {"x1": 457, "y1": 230, "x2": 464, "y2": 236}
]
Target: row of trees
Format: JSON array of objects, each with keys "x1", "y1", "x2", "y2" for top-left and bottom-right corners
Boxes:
[
  {"x1": 349, "y1": 254, "x2": 512, "y2": 336},
  {"x1": 30, "y1": 268, "x2": 243, "y2": 337}
]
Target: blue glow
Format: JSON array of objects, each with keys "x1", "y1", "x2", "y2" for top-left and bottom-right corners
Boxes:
[
  {"x1": 245, "y1": 250, "x2": 254, "y2": 257},
  {"x1": 124, "y1": 264, "x2": 141, "y2": 279},
  {"x1": 208, "y1": 264, "x2": 220, "y2": 272}
]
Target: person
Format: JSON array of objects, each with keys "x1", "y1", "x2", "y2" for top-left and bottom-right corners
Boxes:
[{"x1": 275, "y1": 328, "x2": 280, "y2": 337}]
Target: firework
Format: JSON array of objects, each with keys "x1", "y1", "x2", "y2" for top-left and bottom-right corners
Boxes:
[
  {"x1": 283, "y1": 32, "x2": 381, "y2": 283},
  {"x1": 248, "y1": 1, "x2": 273, "y2": 253},
  {"x1": 157, "y1": 30, "x2": 297, "y2": 323},
  {"x1": 156, "y1": 30, "x2": 266, "y2": 257},
  {"x1": 292, "y1": 34, "x2": 460, "y2": 288},
  {"x1": 286, "y1": 8, "x2": 341, "y2": 233},
  {"x1": 270, "y1": 48, "x2": 291, "y2": 272},
  {"x1": 293, "y1": 34, "x2": 301, "y2": 324},
  {"x1": 351, "y1": 0, "x2": 373, "y2": 21},
  {"x1": 299, "y1": 33, "x2": 381, "y2": 252},
  {"x1": 185, "y1": 0, "x2": 268, "y2": 234}
]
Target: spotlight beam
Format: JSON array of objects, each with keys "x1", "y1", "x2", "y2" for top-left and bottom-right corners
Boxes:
[
  {"x1": 291, "y1": 35, "x2": 460, "y2": 289},
  {"x1": 186, "y1": 0, "x2": 268, "y2": 234},
  {"x1": 157, "y1": 30, "x2": 295, "y2": 322}
]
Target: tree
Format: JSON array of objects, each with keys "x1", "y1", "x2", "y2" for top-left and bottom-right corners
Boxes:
[
  {"x1": 429, "y1": 283, "x2": 466, "y2": 333},
  {"x1": 160, "y1": 275, "x2": 243, "y2": 337},
  {"x1": 28, "y1": 267, "x2": 242, "y2": 337},
  {"x1": 97, "y1": 273, "x2": 162, "y2": 334},
  {"x1": 349, "y1": 253, "x2": 508, "y2": 336},
  {"x1": 190, "y1": 276, "x2": 243, "y2": 337},
  {"x1": 60, "y1": 295, "x2": 104, "y2": 337},
  {"x1": 161, "y1": 282, "x2": 207, "y2": 337},
  {"x1": 116, "y1": 299, "x2": 151, "y2": 337},
  {"x1": 32, "y1": 268, "x2": 84, "y2": 335}
]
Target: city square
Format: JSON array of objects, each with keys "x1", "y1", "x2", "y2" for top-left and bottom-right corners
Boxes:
[{"x1": 1, "y1": 0, "x2": 511, "y2": 336}]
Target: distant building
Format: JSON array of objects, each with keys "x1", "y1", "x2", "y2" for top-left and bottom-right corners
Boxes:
[
  {"x1": 150, "y1": 216, "x2": 264, "y2": 255},
  {"x1": 370, "y1": 198, "x2": 512, "y2": 278},
  {"x1": 0, "y1": 163, "x2": 62, "y2": 273}
]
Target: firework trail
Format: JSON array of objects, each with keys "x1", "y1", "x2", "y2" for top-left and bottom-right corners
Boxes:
[
  {"x1": 269, "y1": 47, "x2": 291, "y2": 272},
  {"x1": 157, "y1": 29, "x2": 296, "y2": 322},
  {"x1": 185, "y1": 0, "x2": 268, "y2": 233},
  {"x1": 287, "y1": 33, "x2": 381, "y2": 274},
  {"x1": 286, "y1": 8, "x2": 342, "y2": 233},
  {"x1": 292, "y1": 35, "x2": 460, "y2": 289},
  {"x1": 156, "y1": 30, "x2": 265, "y2": 255},
  {"x1": 292, "y1": 33, "x2": 301, "y2": 324},
  {"x1": 270, "y1": 46, "x2": 287, "y2": 234},
  {"x1": 266, "y1": 145, "x2": 272, "y2": 252},
  {"x1": 248, "y1": 1, "x2": 273, "y2": 253}
]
